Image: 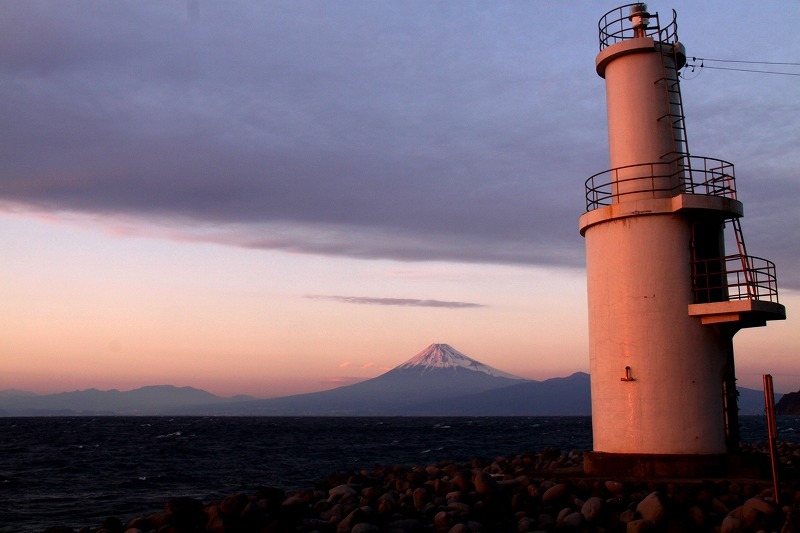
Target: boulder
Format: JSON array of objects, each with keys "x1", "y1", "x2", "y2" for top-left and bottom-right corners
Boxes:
[
  {"x1": 206, "y1": 514, "x2": 232, "y2": 533},
  {"x1": 687, "y1": 505, "x2": 705, "y2": 527},
  {"x1": 720, "y1": 514, "x2": 745, "y2": 533},
  {"x1": 537, "y1": 512, "x2": 555, "y2": 529},
  {"x1": 711, "y1": 497, "x2": 729, "y2": 515},
  {"x1": 412, "y1": 487, "x2": 429, "y2": 510},
  {"x1": 556, "y1": 507, "x2": 573, "y2": 523},
  {"x1": 351, "y1": 524, "x2": 380, "y2": 533},
  {"x1": 329, "y1": 484, "x2": 359, "y2": 500},
  {"x1": 337, "y1": 506, "x2": 372, "y2": 533},
  {"x1": 452, "y1": 474, "x2": 473, "y2": 492},
  {"x1": 143, "y1": 511, "x2": 172, "y2": 530},
  {"x1": 636, "y1": 491, "x2": 666, "y2": 523},
  {"x1": 387, "y1": 518, "x2": 424, "y2": 531},
  {"x1": 581, "y1": 496, "x2": 603, "y2": 522},
  {"x1": 541, "y1": 483, "x2": 568, "y2": 505},
  {"x1": 447, "y1": 501, "x2": 472, "y2": 515},
  {"x1": 473, "y1": 472, "x2": 500, "y2": 497},
  {"x1": 220, "y1": 492, "x2": 248, "y2": 517},
  {"x1": 743, "y1": 497, "x2": 775, "y2": 518},
  {"x1": 282, "y1": 493, "x2": 310, "y2": 508},
  {"x1": 626, "y1": 519, "x2": 655, "y2": 532},
  {"x1": 561, "y1": 512, "x2": 584, "y2": 528},
  {"x1": 516, "y1": 516, "x2": 534, "y2": 532},
  {"x1": 619, "y1": 509, "x2": 638, "y2": 524}
]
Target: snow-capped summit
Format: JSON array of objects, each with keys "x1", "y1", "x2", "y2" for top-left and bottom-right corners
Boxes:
[{"x1": 394, "y1": 343, "x2": 523, "y2": 380}]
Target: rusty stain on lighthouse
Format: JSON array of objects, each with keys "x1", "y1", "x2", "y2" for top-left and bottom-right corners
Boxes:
[{"x1": 580, "y1": 4, "x2": 786, "y2": 477}]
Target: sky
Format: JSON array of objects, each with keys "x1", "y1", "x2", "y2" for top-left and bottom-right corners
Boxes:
[{"x1": 1, "y1": 2, "x2": 798, "y2": 398}]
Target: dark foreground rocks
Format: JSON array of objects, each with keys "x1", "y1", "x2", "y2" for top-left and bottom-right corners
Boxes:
[{"x1": 44, "y1": 444, "x2": 800, "y2": 533}]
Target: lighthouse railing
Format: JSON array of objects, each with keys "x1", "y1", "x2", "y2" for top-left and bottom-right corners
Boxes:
[
  {"x1": 691, "y1": 254, "x2": 780, "y2": 304},
  {"x1": 585, "y1": 155, "x2": 737, "y2": 211},
  {"x1": 598, "y1": 5, "x2": 678, "y2": 50}
]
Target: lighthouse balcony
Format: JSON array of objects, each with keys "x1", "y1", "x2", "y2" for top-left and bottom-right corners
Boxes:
[
  {"x1": 579, "y1": 155, "x2": 743, "y2": 235},
  {"x1": 584, "y1": 155, "x2": 737, "y2": 212},
  {"x1": 689, "y1": 254, "x2": 786, "y2": 328}
]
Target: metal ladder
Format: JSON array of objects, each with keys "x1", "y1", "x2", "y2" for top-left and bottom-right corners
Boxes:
[
  {"x1": 731, "y1": 217, "x2": 756, "y2": 299},
  {"x1": 656, "y1": 42, "x2": 691, "y2": 191}
]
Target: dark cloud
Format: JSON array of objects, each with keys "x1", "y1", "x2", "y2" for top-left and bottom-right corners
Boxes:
[
  {"x1": 305, "y1": 295, "x2": 484, "y2": 309},
  {"x1": 0, "y1": 2, "x2": 798, "y2": 288}
]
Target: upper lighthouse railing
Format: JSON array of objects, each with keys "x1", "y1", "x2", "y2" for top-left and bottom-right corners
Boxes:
[
  {"x1": 585, "y1": 155, "x2": 736, "y2": 211},
  {"x1": 598, "y1": 4, "x2": 679, "y2": 50}
]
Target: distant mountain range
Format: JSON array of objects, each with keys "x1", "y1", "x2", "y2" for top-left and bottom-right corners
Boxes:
[
  {"x1": 0, "y1": 385, "x2": 255, "y2": 416},
  {"x1": 0, "y1": 344, "x2": 776, "y2": 416}
]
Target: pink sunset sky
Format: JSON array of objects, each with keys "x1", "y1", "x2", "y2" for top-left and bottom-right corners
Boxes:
[{"x1": 1, "y1": 2, "x2": 799, "y2": 398}]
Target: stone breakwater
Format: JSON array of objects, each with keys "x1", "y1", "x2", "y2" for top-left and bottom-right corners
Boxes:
[{"x1": 43, "y1": 443, "x2": 800, "y2": 533}]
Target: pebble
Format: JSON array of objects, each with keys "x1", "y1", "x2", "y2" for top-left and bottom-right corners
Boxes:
[{"x1": 43, "y1": 443, "x2": 800, "y2": 533}]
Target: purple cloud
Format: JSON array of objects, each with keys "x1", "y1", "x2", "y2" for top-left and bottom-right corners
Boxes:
[
  {"x1": 305, "y1": 295, "x2": 484, "y2": 309},
  {"x1": 1, "y1": 2, "x2": 798, "y2": 288}
]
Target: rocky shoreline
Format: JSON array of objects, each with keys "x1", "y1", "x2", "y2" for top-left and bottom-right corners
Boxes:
[{"x1": 43, "y1": 443, "x2": 800, "y2": 533}]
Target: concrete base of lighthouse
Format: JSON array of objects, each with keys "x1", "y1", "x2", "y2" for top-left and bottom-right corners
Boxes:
[{"x1": 583, "y1": 451, "x2": 771, "y2": 479}]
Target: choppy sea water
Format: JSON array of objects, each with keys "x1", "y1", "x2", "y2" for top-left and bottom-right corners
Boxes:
[{"x1": 0, "y1": 416, "x2": 797, "y2": 532}]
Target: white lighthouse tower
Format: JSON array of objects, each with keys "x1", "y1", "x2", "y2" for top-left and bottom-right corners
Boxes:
[{"x1": 580, "y1": 4, "x2": 786, "y2": 476}]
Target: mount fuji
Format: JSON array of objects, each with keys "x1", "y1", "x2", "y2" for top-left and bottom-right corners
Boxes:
[
  {"x1": 178, "y1": 343, "x2": 589, "y2": 416},
  {"x1": 394, "y1": 343, "x2": 523, "y2": 379}
]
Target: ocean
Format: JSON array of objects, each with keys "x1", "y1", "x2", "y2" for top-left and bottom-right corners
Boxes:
[{"x1": 1, "y1": 416, "x2": 797, "y2": 533}]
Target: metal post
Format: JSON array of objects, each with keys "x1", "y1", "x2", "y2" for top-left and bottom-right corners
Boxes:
[{"x1": 763, "y1": 374, "x2": 780, "y2": 506}]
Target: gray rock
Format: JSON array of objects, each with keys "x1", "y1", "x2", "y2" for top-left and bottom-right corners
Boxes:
[
  {"x1": 517, "y1": 516, "x2": 534, "y2": 532},
  {"x1": 626, "y1": 519, "x2": 655, "y2": 532},
  {"x1": 561, "y1": 512, "x2": 584, "y2": 528},
  {"x1": 434, "y1": 511, "x2": 450, "y2": 529},
  {"x1": 721, "y1": 514, "x2": 745, "y2": 533},
  {"x1": 541, "y1": 483, "x2": 568, "y2": 505},
  {"x1": 351, "y1": 524, "x2": 380, "y2": 533},
  {"x1": 581, "y1": 496, "x2": 603, "y2": 522},
  {"x1": 743, "y1": 497, "x2": 775, "y2": 518},
  {"x1": 282, "y1": 493, "x2": 309, "y2": 507},
  {"x1": 473, "y1": 472, "x2": 500, "y2": 497},
  {"x1": 220, "y1": 492, "x2": 248, "y2": 517},
  {"x1": 447, "y1": 501, "x2": 472, "y2": 515},
  {"x1": 557, "y1": 507, "x2": 573, "y2": 523},
  {"x1": 687, "y1": 505, "x2": 705, "y2": 527},
  {"x1": 636, "y1": 491, "x2": 666, "y2": 523},
  {"x1": 711, "y1": 497, "x2": 729, "y2": 515},
  {"x1": 329, "y1": 484, "x2": 359, "y2": 499},
  {"x1": 619, "y1": 509, "x2": 638, "y2": 523},
  {"x1": 537, "y1": 512, "x2": 555, "y2": 529},
  {"x1": 338, "y1": 506, "x2": 372, "y2": 533},
  {"x1": 412, "y1": 487, "x2": 429, "y2": 510},
  {"x1": 387, "y1": 518, "x2": 424, "y2": 531},
  {"x1": 728, "y1": 505, "x2": 759, "y2": 528}
]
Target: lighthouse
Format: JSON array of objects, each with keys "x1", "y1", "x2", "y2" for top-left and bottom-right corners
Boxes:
[{"x1": 580, "y1": 4, "x2": 786, "y2": 476}]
